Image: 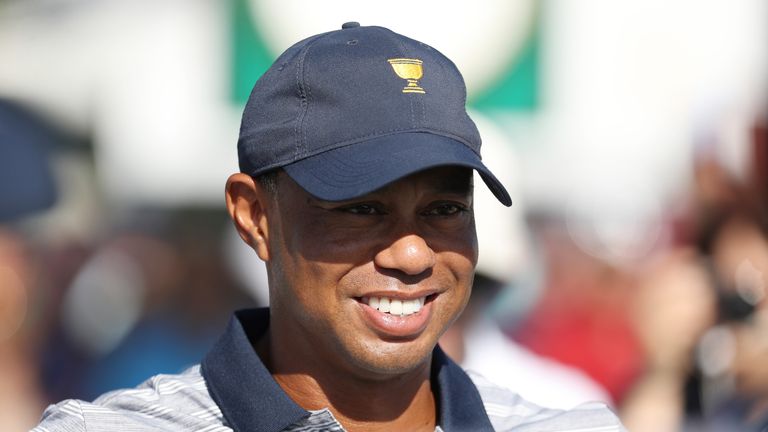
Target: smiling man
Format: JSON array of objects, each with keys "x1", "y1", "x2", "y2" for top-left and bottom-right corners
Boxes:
[{"x1": 35, "y1": 23, "x2": 625, "y2": 431}]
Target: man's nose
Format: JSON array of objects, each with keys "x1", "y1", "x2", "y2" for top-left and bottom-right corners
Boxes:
[{"x1": 374, "y1": 234, "x2": 436, "y2": 276}]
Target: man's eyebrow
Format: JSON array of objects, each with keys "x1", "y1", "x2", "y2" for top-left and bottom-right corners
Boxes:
[{"x1": 435, "y1": 182, "x2": 472, "y2": 196}]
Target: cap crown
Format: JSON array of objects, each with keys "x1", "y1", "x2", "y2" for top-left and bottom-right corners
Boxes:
[{"x1": 238, "y1": 25, "x2": 482, "y2": 176}]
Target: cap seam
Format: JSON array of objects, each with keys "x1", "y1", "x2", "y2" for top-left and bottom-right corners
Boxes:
[
  {"x1": 293, "y1": 44, "x2": 309, "y2": 163},
  {"x1": 301, "y1": 53, "x2": 313, "y2": 161},
  {"x1": 293, "y1": 34, "x2": 330, "y2": 163}
]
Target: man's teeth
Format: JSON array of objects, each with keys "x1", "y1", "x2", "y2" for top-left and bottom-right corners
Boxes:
[{"x1": 365, "y1": 296, "x2": 426, "y2": 316}]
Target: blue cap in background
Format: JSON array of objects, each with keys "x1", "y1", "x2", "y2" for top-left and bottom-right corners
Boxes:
[{"x1": 0, "y1": 100, "x2": 58, "y2": 222}]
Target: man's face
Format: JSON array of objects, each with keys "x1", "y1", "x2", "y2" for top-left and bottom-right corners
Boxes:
[{"x1": 264, "y1": 166, "x2": 477, "y2": 378}]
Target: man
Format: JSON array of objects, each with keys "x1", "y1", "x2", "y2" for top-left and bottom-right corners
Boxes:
[{"x1": 35, "y1": 23, "x2": 624, "y2": 431}]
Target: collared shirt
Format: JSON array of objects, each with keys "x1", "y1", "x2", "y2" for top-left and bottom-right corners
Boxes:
[{"x1": 34, "y1": 308, "x2": 626, "y2": 431}]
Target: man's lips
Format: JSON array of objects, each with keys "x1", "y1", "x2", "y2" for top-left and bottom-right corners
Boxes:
[{"x1": 355, "y1": 293, "x2": 438, "y2": 338}]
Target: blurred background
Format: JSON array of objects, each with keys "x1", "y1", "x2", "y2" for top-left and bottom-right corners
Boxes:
[{"x1": 1, "y1": 0, "x2": 767, "y2": 431}]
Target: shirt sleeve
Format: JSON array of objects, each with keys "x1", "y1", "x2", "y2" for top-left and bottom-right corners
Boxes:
[{"x1": 31, "y1": 400, "x2": 87, "y2": 432}]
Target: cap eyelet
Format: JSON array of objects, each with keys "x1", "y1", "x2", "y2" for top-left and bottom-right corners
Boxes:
[{"x1": 347, "y1": 39, "x2": 358, "y2": 45}]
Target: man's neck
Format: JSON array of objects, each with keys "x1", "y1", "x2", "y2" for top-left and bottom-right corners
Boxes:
[{"x1": 256, "y1": 331, "x2": 438, "y2": 432}]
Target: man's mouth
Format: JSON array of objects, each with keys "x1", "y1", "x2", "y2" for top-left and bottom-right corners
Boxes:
[
  {"x1": 354, "y1": 293, "x2": 438, "y2": 338},
  {"x1": 359, "y1": 295, "x2": 435, "y2": 317}
]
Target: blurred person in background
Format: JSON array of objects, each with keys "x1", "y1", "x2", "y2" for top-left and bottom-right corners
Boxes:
[
  {"x1": 621, "y1": 110, "x2": 768, "y2": 432},
  {"x1": 620, "y1": 247, "x2": 717, "y2": 431},
  {"x1": 622, "y1": 207, "x2": 768, "y2": 432},
  {"x1": 1, "y1": 99, "x2": 256, "y2": 431},
  {"x1": 506, "y1": 213, "x2": 646, "y2": 404},
  {"x1": 0, "y1": 229, "x2": 48, "y2": 431},
  {"x1": 40, "y1": 210, "x2": 254, "y2": 402},
  {"x1": 0, "y1": 100, "x2": 58, "y2": 431}
]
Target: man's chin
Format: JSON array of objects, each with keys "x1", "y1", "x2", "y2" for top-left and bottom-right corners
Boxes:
[{"x1": 342, "y1": 338, "x2": 436, "y2": 381}]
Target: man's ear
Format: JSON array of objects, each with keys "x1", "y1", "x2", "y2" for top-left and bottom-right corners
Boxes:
[{"x1": 225, "y1": 173, "x2": 272, "y2": 261}]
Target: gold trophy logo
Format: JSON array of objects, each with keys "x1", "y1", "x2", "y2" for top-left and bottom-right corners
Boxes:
[{"x1": 387, "y1": 58, "x2": 425, "y2": 94}]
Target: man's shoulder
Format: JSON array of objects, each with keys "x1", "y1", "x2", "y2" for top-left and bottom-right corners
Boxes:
[
  {"x1": 467, "y1": 371, "x2": 626, "y2": 432},
  {"x1": 33, "y1": 365, "x2": 230, "y2": 432}
]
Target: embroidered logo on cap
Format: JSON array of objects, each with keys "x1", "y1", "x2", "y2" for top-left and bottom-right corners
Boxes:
[{"x1": 387, "y1": 58, "x2": 425, "y2": 94}]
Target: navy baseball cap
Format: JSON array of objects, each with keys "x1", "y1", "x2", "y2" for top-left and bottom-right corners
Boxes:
[{"x1": 237, "y1": 22, "x2": 511, "y2": 206}]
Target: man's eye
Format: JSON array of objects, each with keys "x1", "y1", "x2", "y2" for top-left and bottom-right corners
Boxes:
[
  {"x1": 424, "y1": 203, "x2": 467, "y2": 216},
  {"x1": 340, "y1": 204, "x2": 383, "y2": 215}
]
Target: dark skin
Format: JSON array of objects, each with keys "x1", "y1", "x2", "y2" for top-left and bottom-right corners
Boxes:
[{"x1": 225, "y1": 166, "x2": 477, "y2": 431}]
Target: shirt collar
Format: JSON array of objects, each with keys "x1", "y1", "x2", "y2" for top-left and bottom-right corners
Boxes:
[
  {"x1": 201, "y1": 308, "x2": 494, "y2": 432},
  {"x1": 431, "y1": 343, "x2": 495, "y2": 431}
]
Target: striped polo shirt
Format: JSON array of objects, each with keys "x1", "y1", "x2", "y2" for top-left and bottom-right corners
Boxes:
[{"x1": 33, "y1": 308, "x2": 625, "y2": 431}]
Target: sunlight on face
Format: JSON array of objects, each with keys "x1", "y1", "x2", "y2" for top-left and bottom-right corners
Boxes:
[{"x1": 266, "y1": 166, "x2": 477, "y2": 378}]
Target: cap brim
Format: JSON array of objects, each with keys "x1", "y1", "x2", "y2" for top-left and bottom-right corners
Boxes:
[{"x1": 283, "y1": 132, "x2": 512, "y2": 206}]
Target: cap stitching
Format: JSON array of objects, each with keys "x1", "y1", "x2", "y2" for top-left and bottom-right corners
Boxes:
[
  {"x1": 303, "y1": 69, "x2": 313, "y2": 159},
  {"x1": 293, "y1": 49, "x2": 306, "y2": 163},
  {"x1": 293, "y1": 37, "x2": 324, "y2": 163},
  {"x1": 293, "y1": 33, "x2": 337, "y2": 163}
]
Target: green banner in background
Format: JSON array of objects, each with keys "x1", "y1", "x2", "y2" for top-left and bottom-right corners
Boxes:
[
  {"x1": 470, "y1": 26, "x2": 539, "y2": 111},
  {"x1": 230, "y1": 0, "x2": 273, "y2": 105},
  {"x1": 231, "y1": 0, "x2": 539, "y2": 112}
]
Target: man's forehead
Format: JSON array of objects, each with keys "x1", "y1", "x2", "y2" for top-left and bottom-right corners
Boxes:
[{"x1": 407, "y1": 166, "x2": 474, "y2": 192}]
